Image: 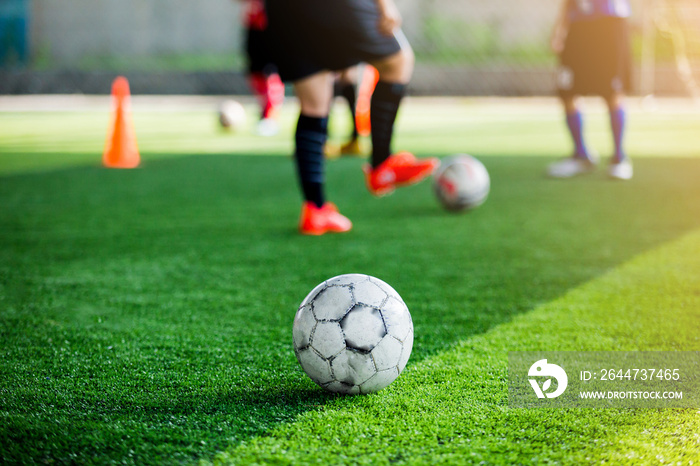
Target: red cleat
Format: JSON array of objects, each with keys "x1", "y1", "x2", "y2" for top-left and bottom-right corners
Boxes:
[
  {"x1": 363, "y1": 152, "x2": 439, "y2": 197},
  {"x1": 299, "y1": 202, "x2": 352, "y2": 236}
]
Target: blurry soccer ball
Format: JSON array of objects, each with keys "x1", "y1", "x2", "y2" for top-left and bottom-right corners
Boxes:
[
  {"x1": 218, "y1": 99, "x2": 247, "y2": 131},
  {"x1": 433, "y1": 154, "x2": 490, "y2": 212},
  {"x1": 293, "y1": 274, "x2": 413, "y2": 395}
]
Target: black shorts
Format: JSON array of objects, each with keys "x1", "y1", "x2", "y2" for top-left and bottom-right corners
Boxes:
[
  {"x1": 558, "y1": 17, "x2": 632, "y2": 98},
  {"x1": 265, "y1": 0, "x2": 402, "y2": 82},
  {"x1": 246, "y1": 28, "x2": 277, "y2": 74}
]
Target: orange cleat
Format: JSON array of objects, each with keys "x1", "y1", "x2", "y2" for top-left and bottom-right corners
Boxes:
[
  {"x1": 299, "y1": 202, "x2": 352, "y2": 235},
  {"x1": 363, "y1": 152, "x2": 439, "y2": 197}
]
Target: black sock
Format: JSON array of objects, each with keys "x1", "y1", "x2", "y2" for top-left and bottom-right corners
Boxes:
[
  {"x1": 295, "y1": 114, "x2": 328, "y2": 208},
  {"x1": 370, "y1": 81, "x2": 406, "y2": 168},
  {"x1": 339, "y1": 82, "x2": 359, "y2": 140}
]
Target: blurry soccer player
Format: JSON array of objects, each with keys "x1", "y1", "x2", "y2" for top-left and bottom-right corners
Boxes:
[
  {"x1": 324, "y1": 66, "x2": 362, "y2": 159},
  {"x1": 266, "y1": 0, "x2": 438, "y2": 235},
  {"x1": 549, "y1": 0, "x2": 633, "y2": 180},
  {"x1": 325, "y1": 65, "x2": 378, "y2": 159},
  {"x1": 240, "y1": 0, "x2": 284, "y2": 136}
]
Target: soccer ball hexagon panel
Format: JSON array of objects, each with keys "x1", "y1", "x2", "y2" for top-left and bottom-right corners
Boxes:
[{"x1": 293, "y1": 274, "x2": 413, "y2": 394}]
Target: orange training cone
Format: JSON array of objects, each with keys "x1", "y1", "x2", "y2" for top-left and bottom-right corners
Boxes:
[
  {"x1": 103, "y1": 76, "x2": 140, "y2": 168},
  {"x1": 355, "y1": 64, "x2": 379, "y2": 137}
]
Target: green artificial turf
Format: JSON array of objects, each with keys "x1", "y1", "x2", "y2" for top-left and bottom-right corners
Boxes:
[
  {"x1": 214, "y1": 228, "x2": 700, "y2": 465},
  {"x1": 1, "y1": 99, "x2": 700, "y2": 464}
]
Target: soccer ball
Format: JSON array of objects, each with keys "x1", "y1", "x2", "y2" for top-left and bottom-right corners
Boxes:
[
  {"x1": 293, "y1": 274, "x2": 413, "y2": 395},
  {"x1": 218, "y1": 99, "x2": 247, "y2": 131},
  {"x1": 433, "y1": 154, "x2": 490, "y2": 212}
]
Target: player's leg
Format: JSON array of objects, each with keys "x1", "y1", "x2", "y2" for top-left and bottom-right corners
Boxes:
[
  {"x1": 249, "y1": 68, "x2": 284, "y2": 115},
  {"x1": 249, "y1": 69, "x2": 284, "y2": 136},
  {"x1": 355, "y1": 64, "x2": 379, "y2": 139},
  {"x1": 548, "y1": 14, "x2": 602, "y2": 178},
  {"x1": 246, "y1": 27, "x2": 284, "y2": 136},
  {"x1": 606, "y1": 92, "x2": 633, "y2": 180},
  {"x1": 563, "y1": 96, "x2": 593, "y2": 161},
  {"x1": 294, "y1": 72, "x2": 352, "y2": 234},
  {"x1": 336, "y1": 67, "x2": 362, "y2": 155},
  {"x1": 547, "y1": 94, "x2": 597, "y2": 178},
  {"x1": 246, "y1": 28, "x2": 268, "y2": 118},
  {"x1": 605, "y1": 15, "x2": 633, "y2": 180},
  {"x1": 606, "y1": 92, "x2": 627, "y2": 163},
  {"x1": 262, "y1": 0, "x2": 354, "y2": 233},
  {"x1": 364, "y1": 38, "x2": 438, "y2": 196},
  {"x1": 368, "y1": 42, "x2": 412, "y2": 168},
  {"x1": 294, "y1": 71, "x2": 332, "y2": 209}
]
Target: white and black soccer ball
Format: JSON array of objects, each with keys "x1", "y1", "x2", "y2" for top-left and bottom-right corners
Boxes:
[
  {"x1": 218, "y1": 99, "x2": 247, "y2": 131},
  {"x1": 293, "y1": 274, "x2": 414, "y2": 395},
  {"x1": 433, "y1": 154, "x2": 490, "y2": 212}
]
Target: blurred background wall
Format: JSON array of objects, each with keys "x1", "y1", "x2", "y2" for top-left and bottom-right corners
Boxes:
[{"x1": 0, "y1": 0, "x2": 698, "y2": 96}]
